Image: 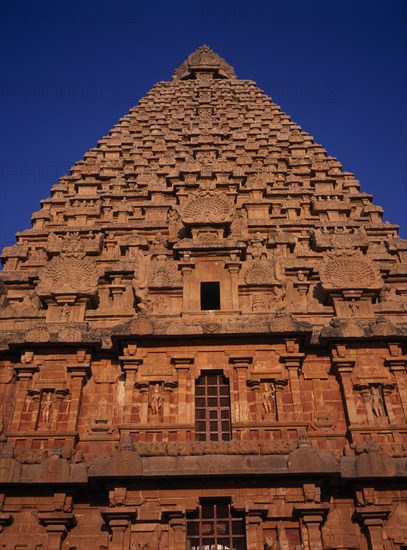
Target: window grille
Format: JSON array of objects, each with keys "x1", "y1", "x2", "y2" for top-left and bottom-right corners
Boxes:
[
  {"x1": 186, "y1": 501, "x2": 246, "y2": 550},
  {"x1": 195, "y1": 373, "x2": 232, "y2": 442}
]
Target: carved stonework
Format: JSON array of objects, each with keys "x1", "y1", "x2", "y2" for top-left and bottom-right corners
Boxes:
[
  {"x1": 148, "y1": 383, "x2": 164, "y2": 421},
  {"x1": 244, "y1": 255, "x2": 285, "y2": 286},
  {"x1": 37, "y1": 255, "x2": 99, "y2": 297},
  {"x1": 322, "y1": 506, "x2": 360, "y2": 548},
  {"x1": 148, "y1": 260, "x2": 180, "y2": 288},
  {"x1": 320, "y1": 251, "x2": 382, "y2": 291},
  {"x1": 173, "y1": 44, "x2": 237, "y2": 80},
  {"x1": 180, "y1": 191, "x2": 235, "y2": 226}
]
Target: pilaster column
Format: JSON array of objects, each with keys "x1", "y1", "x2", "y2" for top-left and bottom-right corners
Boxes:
[
  {"x1": 10, "y1": 362, "x2": 39, "y2": 431},
  {"x1": 280, "y1": 352, "x2": 305, "y2": 421},
  {"x1": 101, "y1": 509, "x2": 136, "y2": 550},
  {"x1": 179, "y1": 261, "x2": 194, "y2": 312},
  {"x1": 230, "y1": 356, "x2": 253, "y2": 423},
  {"x1": 274, "y1": 379, "x2": 288, "y2": 421},
  {"x1": 37, "y1": 512, "x2": 76, "y2": 550},
  {"x1": 66, "y1": 363, "x2": 91, "y2": 431},
  {"x1": 385, "y1": 354, "x2": 407, "y2": 421},
  {"x1": 247, "y1": 379, "x2": 260, "y2": 421},
  {"x1": 294, "y1": 504, "x2": 330, "y2": 550},
  {"x1": 354, "y1": 506, "x2": 392, "y2": 550},
  {"x1": 172, "y1": 357, "x2": 194, "y2": 426},
  {"x1": 135, "y1": 383, "x2": 149, "y2": 424},
  {"x1": 165, "y1": 512, "x2": 186, "y2": 550},
  {"x1": 382, "y1": 384, "x2": 397, "y2": 424},
  {"x1": 225, "y1": 261, "x2": 241, "y2": 310},
  {"x1": 245, "y1": 505, "x2": 268, "y2": 550},
  {"x1": 163, "y1": 381, "x2": 178, "y2": 423},
  {"x1": 28, "y1": 389, "x2": 41, "y2": 430},
  {"x1": 119, "y1": 356, "x2": 143, "y2": 423},
  {"x1": 331, "y1": 358, "x2": 358, "y2": 425}
]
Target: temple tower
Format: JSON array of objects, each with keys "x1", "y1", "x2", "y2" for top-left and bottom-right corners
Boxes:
[{"x1": 0, "y1": 46, "x2": 406, "y2": 549}]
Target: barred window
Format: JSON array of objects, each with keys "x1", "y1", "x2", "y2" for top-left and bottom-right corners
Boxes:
[
  {"x1": 195, "y1": 373, "x2": 232, "y2": 442},
  {"x1": 186, "y1": 501, "x2": 246, "y2": 550}
]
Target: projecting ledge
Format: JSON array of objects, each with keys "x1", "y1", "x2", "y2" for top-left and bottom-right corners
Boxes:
[{"x1": 141, "y1": 454, "x2": 289, "y2": 476}]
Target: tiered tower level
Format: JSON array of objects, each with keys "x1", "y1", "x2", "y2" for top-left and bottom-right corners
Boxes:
[{"x1": 0, "y1": 46, "x2": 406, "y2": 549}]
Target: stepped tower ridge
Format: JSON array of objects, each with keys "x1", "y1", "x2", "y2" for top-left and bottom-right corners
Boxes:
[{"x1": 0, "y1": 46, "x2": 406, "y2": 549}]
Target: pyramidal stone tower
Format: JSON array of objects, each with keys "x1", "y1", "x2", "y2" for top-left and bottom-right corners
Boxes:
[{"x1": 0, "y1": 46, "x2": 406, "y2": 549}]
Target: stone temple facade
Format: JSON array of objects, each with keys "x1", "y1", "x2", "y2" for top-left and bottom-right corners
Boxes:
[{"x1": 0, "y1": 46, "x2": 406, "y2": 549}]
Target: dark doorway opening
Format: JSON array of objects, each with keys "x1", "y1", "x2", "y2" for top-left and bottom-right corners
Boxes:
[{"x1": 200, "y1": 282, "x2": 221, "y2": 310}]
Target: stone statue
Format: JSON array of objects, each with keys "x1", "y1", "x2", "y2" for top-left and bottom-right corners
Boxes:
[
  {"x1": 40, "y1": 392, "x2": 53, "y2": 424},
  {"x1": 261, "y1": 383, "x2": 275, "y2": 416},
  {"x1": 370, "y1": 386, "x2": 385, "y2": 417},
  {"x1": 148, "y1": 384, "x2": 163, "y2": 417}
]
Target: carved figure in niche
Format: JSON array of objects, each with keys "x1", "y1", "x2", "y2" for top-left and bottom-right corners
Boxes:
[
  {"x1": 60, "y1": 303, "x2": 71, "y2": 322},
  {"x1": 268, "y1": 286, "x2": 285, "y2": 311},
  {"x1": 272, "y1": 248, "x2": 286, "y2": 282},
  {"x1": 294, "y1": 237, "x2": 309, "y2": 256},
  {"x1": 348, "y1": 299, "x2": 360, "y2": 317},
  {"x1": 167, "y1": 208, "x2": 181, "y2": 241},
  {"x1": 261, "y1": 383, "x2": 275, "y2": 417},
  {"x1": 150, "y1": 233, "x2": 167, "y2": 256},
  {"x1": 370, "y1": 386, "x2": 386, "y2": 418},
  {"x1": 155, "y1": 296, "x2": 168, "y2": 313},
  {"x1": 231, "y1": 208, "x2": 248, "y2": 239},
  {"x1": 380, "y1": 285, "x2": 394, "y2": 303},
  {"x1": 249, "y1": 232, "x2": 266, "y2": 260},
  {"x1": 132, "y1": 247, "x2": 150, "y2": 286},
  {"x1": 148, "y1": 384, "x2": 163, "y2": 418},
  {"x1": 132, "y1": 283, "x2": 152, "y2": 314},
  {"x1": 40, "y1": 392, "x2": 53, "y2": 424}
]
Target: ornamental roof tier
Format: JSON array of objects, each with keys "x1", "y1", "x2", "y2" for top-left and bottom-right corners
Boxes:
[{"x1": 0, "y1": 45, "x2": 405, "y2": 345}]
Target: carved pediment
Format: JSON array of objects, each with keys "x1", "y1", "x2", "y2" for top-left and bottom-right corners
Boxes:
[
  {"x1": 320, "y1": 251, "x2": 382, "y2": 291},
  {"x1": 180, "y1": 191, "x2": 235, "y2": 226},
  {"x1": 37, "y1": 255, "x2": 99, "y2": 297}
]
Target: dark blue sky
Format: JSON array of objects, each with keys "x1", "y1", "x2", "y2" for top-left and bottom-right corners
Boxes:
[{"x1": 1, "y1": 0, "x2": 406, "y2": 248}]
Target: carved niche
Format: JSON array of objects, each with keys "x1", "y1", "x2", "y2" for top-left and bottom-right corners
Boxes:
[
  {"x1": 322, "y1": 506, "x2": 360, "y2": 549},
  {"x1": 351, "y1": 361, "x2": 395, "y2": 425}
]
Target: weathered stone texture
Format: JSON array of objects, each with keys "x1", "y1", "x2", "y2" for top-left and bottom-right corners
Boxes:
[{"x1": 0, "y1": 45, "x2": 406, "y2": 549}]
